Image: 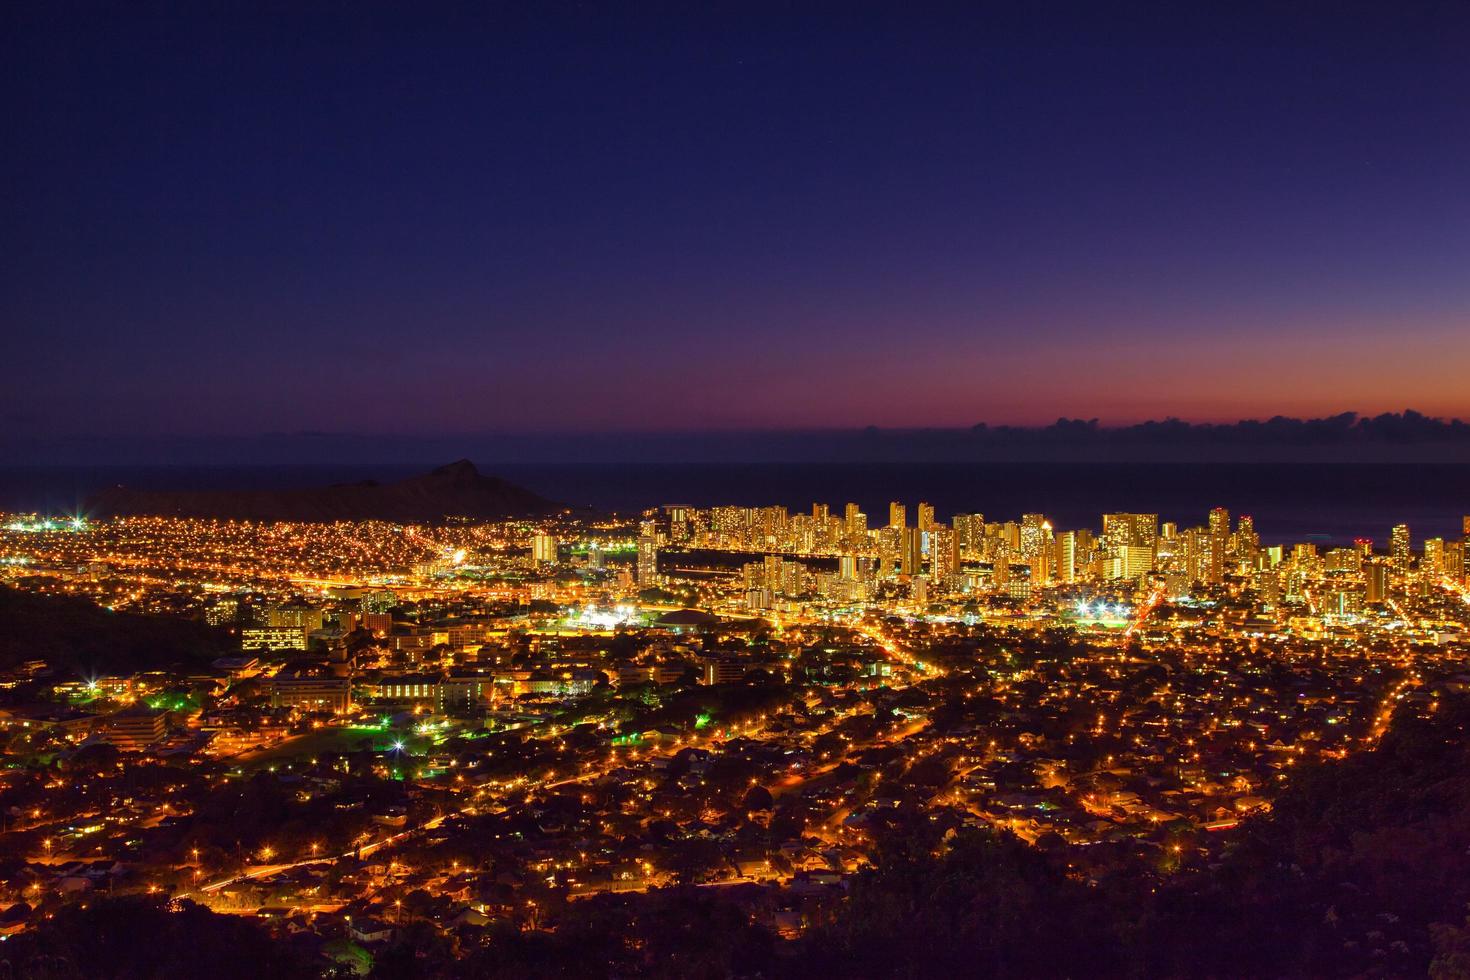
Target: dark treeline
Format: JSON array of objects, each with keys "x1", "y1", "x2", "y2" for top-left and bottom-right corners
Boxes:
[{"x1": 0, "y1": 586, "x2": 232, "y2": 676}]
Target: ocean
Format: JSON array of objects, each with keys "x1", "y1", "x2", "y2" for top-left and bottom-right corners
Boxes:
[{"x1": 1, "y1": 462, "x2": 1467, "y2": 547}]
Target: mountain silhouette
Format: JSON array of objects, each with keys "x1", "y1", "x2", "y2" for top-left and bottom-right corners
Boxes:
[{"x1": 88, "y1": 460, "x2": 561, "y2": 522}]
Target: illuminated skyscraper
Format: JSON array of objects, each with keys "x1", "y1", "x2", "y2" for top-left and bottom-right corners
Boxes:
[
  {"x1": 1056, "y1": 531, "x2": 1079, "y2": 584},
  {"x1": 991, "y1": 544, "x2": 1011, "y2": 587},
  {"x1": 1390, "y1": 524, "x2": 1411, "y2": 575},
  {"x1": 663, "y1": 505, "x2": 694, "y2": 543},
  {"x1": 1447, "y1": 541, "x2": 1466, "y2": 582},
  {"x1": 1030, "y1": 539, "x2": 1054, "y2": 587},
  {"x1": 1365, "y1": 563, "x2": 1389, "y2": 603},
  {"x1": 1325, "y1": 547, "x2": 1361, "y2": 573},
  {"x1": 901, "y1": 527, "x2": 922, "y2": 576},
  {"x1": 928, "y1": 526, "x2": 956, "y2": 580},
  {"x1": 1234, "y1": 515, "x2": 1259, "y2": 559},
  {"x1": 1102, "y1": 513, "x2": 1158, "y2": 551},
  {"x1": 952, "y1": 513, "x2": 983, "y2": 559},
  {"x1": 1112, "y1": 545, "x2": 1155, "y2": 581},
  {"x1": 1103, "y1": 513, "x2": 1157, "y2": 580},
  {"x1": 1207, "y1": 507, "x2": 1231, "y2": 577},
  {"x1": 1205, "y1": 535, "x2": 1226, "y2": 584},
  {"x1": 636, "y1": 520, "x2": 660, "y2": 586},
  {"x1": 889, "y1": 502, "x2": 907, "y2": 529},
  {"x1": 1019, "y1": 513, "x2": 1048, "y2": 559},
  {"x1": 1423, "y1": 537, "x2": 1445, "y2": 576},
  {"x1": 531, "y1": 531, "x2": 558, "y2": 564}
]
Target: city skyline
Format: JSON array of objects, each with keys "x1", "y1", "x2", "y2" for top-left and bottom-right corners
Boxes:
[{"x1": 2, "y1": 480, "x2": 1468, "y2": 973}]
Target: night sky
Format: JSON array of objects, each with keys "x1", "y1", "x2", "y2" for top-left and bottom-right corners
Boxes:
[{"x1": 4, "y1": 2, "x2": 1469, "y2": 443}]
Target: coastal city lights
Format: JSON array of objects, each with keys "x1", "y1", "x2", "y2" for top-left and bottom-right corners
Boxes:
[
  {"x1": 8, "y1": 1, "x2": 1470, "y2": 975},
  {"x1": 1, "y1": 494, "x2": 1467, "y2": 971}
]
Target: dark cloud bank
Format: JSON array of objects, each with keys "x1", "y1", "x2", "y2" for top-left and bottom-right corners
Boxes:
[{"x1": 6, "y1": 411, "x2": 1470, "y2": 466}]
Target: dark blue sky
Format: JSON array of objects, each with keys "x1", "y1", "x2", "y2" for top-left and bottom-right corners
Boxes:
[{"x1": 4, "y1": 2, "x2": 1469, "y2": 446}]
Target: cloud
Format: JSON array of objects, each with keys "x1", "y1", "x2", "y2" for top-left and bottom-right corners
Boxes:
[{"x1": 965, "y1": 410, "x2": 1470, "y2": 447}]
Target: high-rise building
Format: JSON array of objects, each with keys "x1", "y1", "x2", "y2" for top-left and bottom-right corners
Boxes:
[
  {"x1": 269, "y1": 603, "x2": 324, "y2": 634},
  {"x1": 1446, "y1": 541, "x2": 1466, "y2": 583},
  {"x1": 917, "y1": 502, "x2": 935, "y2": 531},
  {"x1": 1102, "y1": 513, "x2": 1158, "y2": 551},
  {"x1": 1207, "y1": 507, "x2": 1231, "y2": 576},
  {"x1": 636, "y1": 520, "x2": 660, "y2": 586},
  {"x1": 1204, "y1": 535, "x2": 1226, "y2": 584},
  {"x1": 901, "y1": 527, "x2": 922, "y2": 576},
  {"x1": 1234, "y1": 515, "x2": 1259, "y2": 559},
  {"x1": 1325, "y1": 547, "x2": 1362, "y2": 573},
  {"x1": 1322, "y1": 587, "x2": 1365, "y2": 618},
  {"x1": 1365, "y1": 563, "x2": 1389, "y2": 603},
  {"x1": 1390, "y1": 524, "x2": 1412, "y2": 576},
  {"x1": 1110, "y1": 545, "x2": 1154, "y2": 581},
  {"x1": 1000, "y1": 521, "x2": 1022, "y2": 552},
  {"x1": 889, "y1": 502, "x2": 907, "y2": 529},
  {"x1": 952, "y1": 513, "x2": 984, "y2": 559},
  {"x1": 1254, "y1": 567, "x2": 1281, "y2": 606},
  {"x1": 1056, "y1": 530, "x2": 1079, "y2": 584},
  {"x1": 531, "y1": 530, "x2": 558, "y2": 564},
  {"x1": 991, "y1": 545, "x2": 1011, "y2": 587},
  {"x1": 1020, "y1": 513, "x2": 1048, "y2": 559},
  {"x1": 928, "y1": 526, "x2": 956, "y2": 580},
  {"x1": 839, "y1": 554, "x2": 874, "y2": 581},
  {"x1": 1423, "y1": 537, "x2": 1446, "y2": 576},
  {"x1": 664, "y1": 505, "x2": 693, "y2": 543}
]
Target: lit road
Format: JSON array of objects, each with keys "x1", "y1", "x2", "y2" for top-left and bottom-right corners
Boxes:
[{"x1": 1124, "y1": 584, "x2": 1167, "y2": 638}]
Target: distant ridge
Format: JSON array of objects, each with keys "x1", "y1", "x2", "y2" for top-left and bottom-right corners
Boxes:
[{"x1": 87, "y1": 460, "x2": 562, "y2": 523}]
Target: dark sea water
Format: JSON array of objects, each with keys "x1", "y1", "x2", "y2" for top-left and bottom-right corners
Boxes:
[{"x1": 1, "y1": 463, "x2": 1467, "y2": 547}]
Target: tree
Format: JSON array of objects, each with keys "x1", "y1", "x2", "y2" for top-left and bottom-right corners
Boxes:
[{"x1": 1, "y1": 896, "x2": 319, "y2": 979}]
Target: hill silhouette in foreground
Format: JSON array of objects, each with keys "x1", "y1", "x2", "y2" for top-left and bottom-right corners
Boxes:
[{"x1": 87, "y1": 460, "x2": 561, "y2": 523}]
